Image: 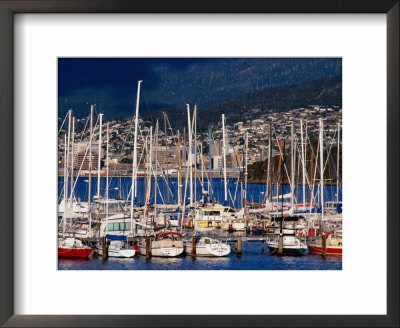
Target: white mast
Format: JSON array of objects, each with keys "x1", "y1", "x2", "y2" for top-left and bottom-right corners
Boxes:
[
  {"x1": 290, "y1": 123, "x2": 295, "y2": 209},
  {"x1": 106, "y1": 122, "x2": 109, "y2": 224},
  {"x1": 194, "y1": 105, "x2": 197, "y2": 203},
  {"x1": 319, "y1": 118, "x2": 324, "y2": 218},
  {"x1": 266, "y1": 122, "x2": 272, "y2": 206},
  {"x1": 148, "y1": 127, "x2": 153, "y2": 207},
  {"x1": 70, "y1": 117, "x2": 75, "y2": 201},
  {"x1": 305, "y1": 121, "x2": 308, "y2": 205},
  {"x1": 187, "y1": 104, "x2": 193, "y2": 207},
  {"x1": 200, "y1": 143, "x2": 204, "y2": 190},
  {"x1": 96, "y1": 113, "x2": 103, "y2": 198},
  {"x1": 63, "y1": 110, "x2": 71, "y2": 239},
  {"x1": 154, "y1": 120, "x2": 158, "y2": 210},
  {"x1": 63, "y1": 134, "x2": 67, "y2": 210},
  {"x1": 130, "y1": 80, "x2": 142, "y2": 234},
  {"x1": 244, "y1": 131, "x2": 248, "y2": 203},
  {"x1": 300, "y1": 119, "x2": 306, "y2": 211},
  {"x1": 88, "y1": 105, "x2": 93, "y2": 233},
  {"x1": 336, "y1": 122, "x2": 340, "y2": 204},
  {"x1": 65, "y1": 110, "x2": 72, "y2": 209},
  {"x1": 69, "y1": 117, "x2": 75, "y2": 228},
  {"x1": 222, "y1": 114, "x2": 227, "y2": 201}
]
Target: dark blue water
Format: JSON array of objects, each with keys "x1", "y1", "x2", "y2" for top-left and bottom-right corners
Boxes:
[
  {"x1": 58, "y1": 177, "x2": 342, "y2": 270},
  {"x1": 58, "y1": 243, "x2": 342, "y2": 270},
  {"x1": 59, "y1": 176, "x2": 342, "y2": 208}
]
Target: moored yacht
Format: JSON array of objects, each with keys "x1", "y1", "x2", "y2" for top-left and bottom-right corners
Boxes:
[
  {"x1": 58, "y1": 237, "x2": 96, "y2": 258},
  {"x1": 185, "y1": 235, "x2": 231, "y2": 257}
]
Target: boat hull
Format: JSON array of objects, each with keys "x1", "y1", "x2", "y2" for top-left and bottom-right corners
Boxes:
[
  {"x1": 58, "y1": 247, "x2": 95, "y2": 258},
  {"x1": 98, "y1": 247, "x2": 136, "y2": 258},
  {"x1": 139, "y1": 240, "x2": 184, "y2": 257},
  {"x1": 308, "y1": 245, "x2": 342, "y2": 256},
  {"x1": 151, "y1": 246, "x2": 184, "y2": 257},
  {"x1": 186, "y1": 244, "x2": 231, "y2": 257},
  {"x1": 267, "y1": 245, "x2": 307, "y2": 256}
]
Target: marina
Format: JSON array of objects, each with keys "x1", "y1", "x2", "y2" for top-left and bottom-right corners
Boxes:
[{"x1": 58, "y1": 64, "x2": 342, "y2": 271}]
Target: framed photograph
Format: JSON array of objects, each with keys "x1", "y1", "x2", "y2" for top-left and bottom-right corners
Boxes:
[{"x1": 0, "y1": 1, "x2": 398, "y2": 327}]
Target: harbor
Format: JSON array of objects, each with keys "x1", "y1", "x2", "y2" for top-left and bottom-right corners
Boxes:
[{"x1": 58, "y1": 63, "x2": 342, "y2": 270}]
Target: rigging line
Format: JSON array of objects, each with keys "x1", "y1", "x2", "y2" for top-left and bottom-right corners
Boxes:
[
  {"x1": 64, "y1": 118, "x2": 100, "y2": 216},
  {"x1": 271, "y1": 126, "x2": 294, "y2": 194},
  {"x1": 148, "y1": 162, "x2": 166, "y2": 205},
  {"x1": 78, "y1": 115, "x2": 90, "y2": 143},
  {"x1": 228, "y1": 187, "x2": 235, "y2": 207},
  {"x1": 322, "y1": 129, "x2": 339, "y2": 183},
  {"x1": 309, "y1": 138, "x2": 320, "y2": 215},
  {"x1": 141, "y1": 88, "x2": 156, "y2": 126},
  {"x1": 153, "y1": 159, "x2": 177, "y2": 203},
  {"x1": 68, "y1": 115, "x2": 100, "y2": 192},
  {"x1": 58, "y1": 112, "x2": 69, "y2": 135},
  {"x1": 125, "y1": 136, "x2": 146, "y2": 202}
]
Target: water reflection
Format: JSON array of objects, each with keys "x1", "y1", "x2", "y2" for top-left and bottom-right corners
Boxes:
[{"x1": 58, "y1": 243, "x2": 342, "y2": 271}]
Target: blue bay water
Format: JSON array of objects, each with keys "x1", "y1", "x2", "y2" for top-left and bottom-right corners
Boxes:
[{"x1": 59, "y1": 176, "x2": 342, "y2": 208}]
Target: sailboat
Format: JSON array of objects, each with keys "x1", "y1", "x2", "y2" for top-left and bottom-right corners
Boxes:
[
  {"x1": 308, "y1": 230, "x2": 342, "y2": 255},
  {"x1": 265, "y1": 216, "x2": 308, "y2": 256},
  {"x1": 58, "y1": 237, "x2": 96, "y2": 258},
  {"x1": 266, "y1": 134, "x2": 307, "y2": 256},
  {"x1": 185, "y1": 235, "x2": 231, "y2": 257},
  {"x1": 97, "y1": 235, "x2": 136, "y2": 258},
  {"x1": 139, "y1": 230, "x2": 184, "y2": 257},
  {"x1": 58, "y1": 109, "x2": 97, "y2": 259}
]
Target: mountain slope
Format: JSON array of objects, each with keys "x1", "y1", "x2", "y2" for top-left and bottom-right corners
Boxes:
[
  {"x1": 141, "y1": 75, "x2": 342, "y2": 131},
  {"x1": 58, "y1": 58, "x2": 341, "y2": 119}
]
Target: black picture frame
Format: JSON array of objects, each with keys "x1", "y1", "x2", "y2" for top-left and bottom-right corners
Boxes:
[{"x1": 0, "y1": 1, "x2": 398, "y2": 327}]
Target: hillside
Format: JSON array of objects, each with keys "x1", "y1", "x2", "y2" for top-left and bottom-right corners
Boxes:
[
  {"x1": 141, "y1": 75, "x2": 342, "y2": 131},
  {"x1": 58, "y1": 58, "x2": 341, "y2": 119}
]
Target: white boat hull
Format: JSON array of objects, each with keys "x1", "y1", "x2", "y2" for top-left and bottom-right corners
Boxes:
[
  {"x1": 186, "y1": 243, "x2": 230, "y2": 257},
  {"x1": 97, "y1": 241, "x2": 136, "y2": 258},
  {"x1": 139, "y1": 240, "x2": 184, "y2": 257}
]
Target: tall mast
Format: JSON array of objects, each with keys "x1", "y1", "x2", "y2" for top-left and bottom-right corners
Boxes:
[
  {"x1": 305, "y1": 121, "x2": 308, "y2": 203},
  {"x1": 300, "y1": 119, "x2": 306, "y2": 211},
  {"x1": 222, "y1": 114, "x2": 227, "y2": 201},
  {"x1": 154, "y1": 120, "x2": 158, "y2": 210},
  {"x1": 177, "y1": 130, "x2": 182, "y2": 207},
  {"x1": 187, "y1": 104, "x2": 193, "y2": 207},
  {"x1": 290, "y1": 123, "x2": 295, "y2": 209},
  {"x1": 200, "y1": 143, "x2": 204, "y2": 189},
  {"x1": 145, "y1": 126, "x2": 153, "y2": 214},
  {"x1": 69, "y1": 117, "x2": 75, "y2": 229},
  {"x1": 208, "y1": 128, "x2": 213, "y2": 199},
  {"x1": 63, "y1": 123, "x2": 68, "y2": 238},
  {"x1": 63, "y1": 134, "x2": 67, "y2": 209},
  {"x1": 244, "y1": 131, "x2": 248, "y2": 202},
  {"x1": 268, "y1": 122, "x2": 272, "y2": 204},
  {"x1": 143, "y1": 136, "x2": 147, "y2": 213},
  {"x1": 281, "y1": 141, "x2": 286, "y2": 216},
  {"x1": 277, "y1": 139, "x2": 283, "y2": 210},
  {"x1": 106, "y1": 122, "x2": 109, "y2": 221},
  {"x1": 336, "y1": 122, "x2": 340, "y2": 204},
  {"x1": 88, "y1": 105, "x2": 93, "y2": 232},
  {"x1": 319, "y1": 118, "x2": 324, "y2": 218},
  {"x1": 148, "y1": 127, "x2": 153, "y2": 208},
  {"x1": 194, "y1": 105, "x2": 197, "y2": 203},
  {"x1": 70, "y1": 116, "x2": 75, "y2": 201},
  {"x1": 164, "y1": 112, "x2": 169, "y2": 204},
  {"x1": 65, "y1": 110, "x2": 72, "y2": 209},
  {"x1": 96, "y1": 113, "x2": 103, "y2": 198},
  {"x1": 130, "y1": 80, "x2": 142, "y2": 235}
]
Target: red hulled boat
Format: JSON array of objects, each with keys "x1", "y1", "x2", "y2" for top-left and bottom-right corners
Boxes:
[
  {"x1": 308, "y1": 231, "x2": 342, "y2": 256},
  {"x1": 58, "y1": 237, "x2": 96, "y2": 258}
]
